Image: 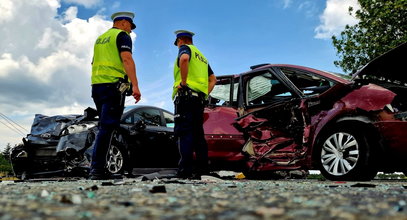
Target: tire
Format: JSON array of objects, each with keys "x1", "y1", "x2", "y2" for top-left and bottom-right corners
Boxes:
[
  {"x1": 317, "y1": 125, "x2": 377, "y2": 181},
  {"x1": 106, "y1": 131, "x2": 129, "y2": 175}
]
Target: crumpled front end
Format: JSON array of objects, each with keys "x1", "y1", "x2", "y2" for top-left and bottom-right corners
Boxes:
[
  {"x1": 10, "y1": 107, "x2": 98, "y2": 177},
  {"x1": 55, "y1": 122, "x2": 98, "y2": 172},
  {"x1": 235, "y1": 100, "x2": 310, "y2": 172}
]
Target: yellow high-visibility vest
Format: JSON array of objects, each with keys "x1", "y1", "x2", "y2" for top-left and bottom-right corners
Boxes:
[
  {"x1": 172, "y1": 45, "x2": 209, "y2": 99},
  {"x1": 91, "y1": 28, "x2": 128, "y2": 84}
]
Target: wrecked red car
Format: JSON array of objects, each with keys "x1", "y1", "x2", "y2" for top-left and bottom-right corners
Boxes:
[{"x1": 204, "y1": 43, "x2": 407, "y2": 181}]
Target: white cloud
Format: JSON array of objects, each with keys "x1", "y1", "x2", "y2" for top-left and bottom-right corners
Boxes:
[
  {"x1": 62, "y1": 6, "x2": 78, "y2": 22},
  {"x1": 0, "y1": 0, "x2": 143, "y2": 150},
  {"x1": 0, "y1": 0, "x2": 113, "y2": 149},
  {"x1": 298, "y1": 1, "x2": 318, "y2": 18},
  {"x1": 315, "y1": 0, "x2": 361, "y2": 39},
  {"x1": 0, "y1": 53, "x2": 19, "y2": 77},
  {"x1": 0, "y1": 0, "x2": 14, "y2": 23}
]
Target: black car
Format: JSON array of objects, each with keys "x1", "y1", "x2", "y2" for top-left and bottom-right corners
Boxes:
[{"x1": 11, "y1": 105, "x2": 178, "y2": 178}]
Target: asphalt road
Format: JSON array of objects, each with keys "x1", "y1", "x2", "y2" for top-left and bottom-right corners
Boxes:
[{"x1": 1, "y1": 176, "x2": 407, "y2": 220}]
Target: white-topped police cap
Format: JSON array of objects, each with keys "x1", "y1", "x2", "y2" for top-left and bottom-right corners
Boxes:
[
  {"x1": 174, "y1": 30, "x2": 195, "y2": 45},
  {"x1": 111, "y1": 11, "x2": 136, "y2": 29}
]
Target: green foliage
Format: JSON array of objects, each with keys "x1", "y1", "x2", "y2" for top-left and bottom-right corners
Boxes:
[
  {"x1": 0, "y1": 143, "x2": 13, "y2": 174},
  {"x1": 376, "y1": 173, "x2": 407, "y2": 180},
  {"x1": 332, "y1": 0, "x2": 407, "y2": 74}
]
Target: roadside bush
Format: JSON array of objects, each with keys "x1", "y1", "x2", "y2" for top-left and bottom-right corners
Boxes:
[{"x1": 0, "y1": 154, "x2": 12, "y2": 175}]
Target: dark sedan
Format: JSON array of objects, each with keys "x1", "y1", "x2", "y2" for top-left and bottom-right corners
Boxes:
[{"x1": 11, "y1": 105, "x2": 178, "y2": 178}]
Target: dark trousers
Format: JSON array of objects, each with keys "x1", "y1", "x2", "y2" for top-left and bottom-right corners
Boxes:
[
  {"x1": 174, "y1": 95, "x2": 208, "y2": 176},
  {"x1": 91, "y1": 83, "x2": 124, "y2": 174}
]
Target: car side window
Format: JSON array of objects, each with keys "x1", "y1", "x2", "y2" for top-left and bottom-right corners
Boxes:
[
  {"x1": 163, "y1": 111, "x2": 174, "y2": 128},
  {"x1": 134, "y1": 108, "x2": 162, "y2": 126},
  {"x1": 209, "y1": 77, "x2": 239, "y2": 107},
  {"x1": 246, "y1": 72, "x2": 292, "y2": 106},
  {"x1": 209, "y1": 77, "x2": 231, "y2": 106},
  {"x1": 281, "y1": 68, "x2": 335, "y2": 96},
  {"x1": 123, "y1": 111, "x2": 143, "y2": 124},
  {"x1": 124, "y1": 115, "x2": 133, "y2": 124}
]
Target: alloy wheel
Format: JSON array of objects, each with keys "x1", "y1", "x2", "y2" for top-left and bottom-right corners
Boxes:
[
  {"x1": 321, "y1": 132, "x2": 359, "y2": 176},
  {"x1": 106, "y1": 145, "x2": 124, "y2": 174}
]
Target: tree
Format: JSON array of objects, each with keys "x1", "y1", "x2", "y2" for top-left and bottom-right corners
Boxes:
[
  {"x1": 2, "y1": 143, "x2": 12, "y2": 159},
  {"x1": 332, "y1": 0, "x2": 407, "y2": 74},
  {"x1": 0, "y1": 143, "x2": 12, "y2": 174}
]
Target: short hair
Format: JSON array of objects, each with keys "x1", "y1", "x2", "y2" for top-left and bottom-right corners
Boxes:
[{"x1": 179, "y1": 36, "x2": 193, "y2": 44}]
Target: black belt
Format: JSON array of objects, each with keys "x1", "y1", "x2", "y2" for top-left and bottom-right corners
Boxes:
[
  {"x1": 92, "y1": 81, "x2": 120, "y2": 87},
  {"x1": 174, "y1": 90, "x2": 201, "y2": 98}
]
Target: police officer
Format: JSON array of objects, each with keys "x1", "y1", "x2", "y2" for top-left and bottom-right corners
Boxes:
[
  {"x1": 90, "y1": 11, "x2": 141, "y2": 180},
  {"x1": 172, "y1": 30, "x2": 217, "y2": 179}
]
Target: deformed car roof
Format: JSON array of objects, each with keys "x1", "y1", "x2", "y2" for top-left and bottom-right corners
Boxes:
[
  {"x1": 353, "y1": 42, "x2": 407, "y2": 83},
  {"x1": 247, "y1": 63, "x2": 351, "y2": 84}
]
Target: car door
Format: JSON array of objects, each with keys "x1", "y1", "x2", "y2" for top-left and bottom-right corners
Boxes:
[
  {"x1": 205, "y1": 76, "x2": 246, "y2": 167},
  {"x1": 122, "y1": 107, "x2": 177, "y2": 168},
  {"x1": 237, "y1": 68, "x2": 311, "y2": 171}
]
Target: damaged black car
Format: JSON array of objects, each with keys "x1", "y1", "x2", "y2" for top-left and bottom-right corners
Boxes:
[{"x1": 11, "y1": 105, "x2": 178, "y2": 178}]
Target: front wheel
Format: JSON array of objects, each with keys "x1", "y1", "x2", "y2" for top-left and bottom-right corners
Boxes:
[
  {"x1": 317, "y1": 126, "x2": 377, "y2": 181},
  {"x1": 106, "y1": 131, "x2": 129, "y2": 175}
]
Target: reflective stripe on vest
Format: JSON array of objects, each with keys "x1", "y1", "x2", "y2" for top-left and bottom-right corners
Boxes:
[
  {"x1": 92, "y1": 28, "x2": 127, "y2": 84},
  {"x1": 172, "y1": 45, "x2": 209, "y2": 99}
]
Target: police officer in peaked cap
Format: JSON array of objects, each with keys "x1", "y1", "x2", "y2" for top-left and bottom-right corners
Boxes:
[
  {"x1": 89, "y1": 11, "x2": 141, "y2": 180},
  {"x1": 172, "y1": 29, "x2": 217, "y2": 179}
]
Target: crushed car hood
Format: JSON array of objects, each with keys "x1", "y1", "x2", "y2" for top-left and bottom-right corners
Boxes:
[
  {"x1": 353, "y1": 42, "x2": 407, "y2": 83},
  {"x1": 26, "y1": 107, "x2": 98, "y2": 144},
  {"x1": 27, "y1": 114, "x2": 82, "y2": 144}
]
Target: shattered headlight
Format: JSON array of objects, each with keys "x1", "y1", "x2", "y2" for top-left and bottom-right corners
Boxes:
[
  {"x1": 15, "y1": 150, "x2": 28, "y2": 158},
  {"x1": 62, "y1": 123, "x2": 96, "y2": 136}
]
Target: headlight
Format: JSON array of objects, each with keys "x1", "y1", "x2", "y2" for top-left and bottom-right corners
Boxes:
[
  {"x1": 64, "y1": 123, "x2": 96, "y2": 135},
  {"x1": 16, "y1": 151, "x2": 28, "y2": 158}
]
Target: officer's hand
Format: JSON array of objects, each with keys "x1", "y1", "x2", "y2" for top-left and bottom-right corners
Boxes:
[
  {"x1": 177, "y1": 82, "x2": 188, "y2": 90},
  {"x1": 132, "y1": 86, "x2": 141, "y2": 103}
]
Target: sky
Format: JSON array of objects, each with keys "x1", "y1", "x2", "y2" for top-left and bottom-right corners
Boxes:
[{"x1": 0, "y1": 0, "x2": 361, "y2": 150}]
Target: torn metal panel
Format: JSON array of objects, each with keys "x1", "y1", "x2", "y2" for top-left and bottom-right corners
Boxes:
[
  {"x1": 26, "y1": 107, "x2": 98, "y2": 145},
  {"x1": 243, "y1": 136, "x2": 306, "y2": 171},
  {"x1": 27, "y1": 114, "x2": 81, "y2": 145},
  {"x1": 340, "y1": 84, "x2": 396, "y2": 111},
  {"x1": 56, "y1": 123, "x2": 98, "y2": 153},
  {"x1": 236, "y1": 100, "x2": 309, "y2": 171},
  {"x1": 234, "y1": 114, "x2": 268, "y2": 132}
]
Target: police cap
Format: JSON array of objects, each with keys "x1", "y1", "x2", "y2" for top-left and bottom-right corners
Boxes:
[
  {"x1": 111, "y1": 11, "x2": 136, "y2": 30},
  {"x1": 174, "y1": 30, "x2": 195, "y2": 45}
]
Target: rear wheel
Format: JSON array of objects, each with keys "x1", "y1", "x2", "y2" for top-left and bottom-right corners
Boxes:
[
  {"x1": 106, "y1": 131, "x2": 129, "y2": 175},
  {"x1": 317, "y1": 125, "x2": 377, "y2": 181}
]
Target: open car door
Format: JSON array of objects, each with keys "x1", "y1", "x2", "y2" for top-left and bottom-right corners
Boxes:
[
  {"x1": 236, "y1": 68, "x2": 311, "y2": 172},
  {"x1": 204, "y1": 75, "x2": 246, "y2": 169}
]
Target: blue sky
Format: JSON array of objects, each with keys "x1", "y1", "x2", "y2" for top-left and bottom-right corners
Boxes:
[
  {"x1": 0, "y1": 0, "x2": 360, "y2": 149},
  {"x1": 72, "y1": 0, "x2": 341, "y2": 73}
]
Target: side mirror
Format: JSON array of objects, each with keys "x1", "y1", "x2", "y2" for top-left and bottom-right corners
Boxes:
[{"x1": 131, "y1": 120, "x2": 146, "y2": 131}]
